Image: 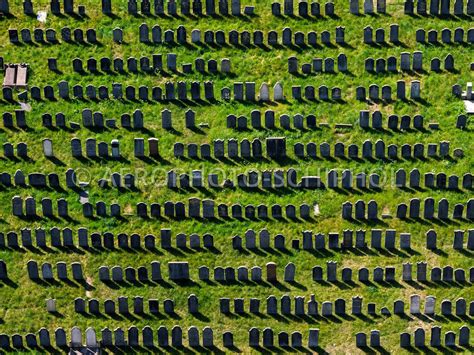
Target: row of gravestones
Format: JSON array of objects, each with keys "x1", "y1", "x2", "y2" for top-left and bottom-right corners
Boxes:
[
  {"x1": 393, "y1": 169, "x2": 472, "y2": 190},
  {"x1": 7, "y1": 0, "x2": 474, "y2": 17},
  {"x1": 51, "y1": 0, "x2": 82, "y2": 15},
  {"x1": 227, "y1": 111, "x2": 320, "y2": 130},
  {"x1": 8, "y1": 27, "x2": 97, "y2": 45},
  {"x1": 112, "y1": 24, "x2": 339, "y2": 47},
  {"x1": 196, "y1": 262, "x2": 474, "y2": 285},
  {"x1": 138, "y1": 23, "x2": 346, "y2": 46},
  {"x1": 0, "y1": 228, "x2": 215, "y2": 251},
  {"x1": 364, "y1": 54, "x2": 455, "y2": 73},
  {"x1": 173, "y1": 137, "x2": 286, "y2": 159},
  {"x1": 62, "y1": 80, "x2": 413, "y2": 103},
  {"x1": 82, "y1": 199, "x2": 311, "y2": 220},
  {"x1": 135, "y1": 200, "x2": 311, "y2": 219},
  {"x1": 23, "y1": 81, "x2": 298, "y2": 102},
  {"x1": 10, "y1": 24, "x2": 438, "y2": 49},
  {"x1": 73, "y1": 295, "x2": 183, "y2": 316},
  {"x1": 230, "y1": 110, "x2": 430, "y2": 131},
  {"x1": 41, "y1": 112, "x2": 81, "y2": 130},
  {"x1": 0, "y1": 325, "x2": 251, "y2": 349},
  {"x1": 249, "y1": 229, "x2": 474, "y2": 251},
  {"x1": 99, "y1": 261, "x2": 189, "y2": 282},
  {"x1": 43, "y1": 112, "x2": 96, "y2": 131},
  {"x1": 99, "y1": 173, "x2": 137, "y2": 190},
  {"x1": 99, "y1": 261, "x2": 328, "y2": 283},
  {"x1": 31, "y1": 80, "x2": 218, "y2": 102},
  {"x1": 1, "y1": 111, "x2": 27, "y2": 129},
  {"x1": 400, "y1": 326, "x2": 470, "y2": 348},
  {"x1": 8, "y1": 28, "x2": 58, "y2": 44},
  {"x1": 402, "y1": 262, "x2": 472, "y2": 284},
  {"x1": 357, "y1": 331, "x2": 387, "y2": 349},
  {"x1": 407, "y1": 295, "x2": 471, "y2": 316},
  {"x1": 280, "y1": 84, "x2": 343, "y2": 101},
  {"x1": 235, "y1": 228, "x2": 474, "y2": 251},
  {"x1": 392, "y1": 198, "x2": 474, "y2": 220},
  {"x1": 342, "y1": 198, "x2": 474, "y2": 220},
  {"x1": 232, "y1": 233, "x2": 289, "y2": 250},
  {"x1": 2, "y1": 0, "x2": 76, "y2": 15},
  {"x1": 11, "y1": 196, "x2": 69, "y2": 218},
  {"x1": 26, "y1": 260, "x2": 85, "y2": 282},
  {"x1": 164, "y1": 168, "x2": 464, "y2": 192},
  {"x1": 120, "y1": 25, "x2": 313, "y2": 46},
  {"x1": 248, "y1": 328, "x2": 319, "y2": 348},
  {"x1": 102, "y1": 263, "x2": 167, "y2": 285},
  {"x1": 311, "y1": 261, "x2": 473, "y2": 284},
  {"x1": 129, "y1": 0, "x2": 253, "y2": 16},
  {"x1": 232, "y1": 230, "x2": 386, "y2": 251},
  {"x1": 235, "y1": 295, "x2": 388, "y2": 319},
  {"x1": 0, "y1": 328, "x2": 73, "y2": 350},
  {"x1": 219, "y1": 295, "x2": 473, "y2": 318},
  {"x1": 359, "y1": 111, "x2": 427, "y2": 130},
  {"x1": 317, "y1": 139, "x2": 454, "y2": 159},
  {"x1": 71, "y1": 138, "x2": 137, "y2": 159},
  {"x1": 71, "y1": 55, "x2": 231, "y2": 75},
  {"x1": 82, "y1": 109, "x2": 148, "y2": 130},
  {"x1": 0, "y1": 170, "x2": 66, "y2": 189},
  {"x1": 364, "y1": 51, "x2": 421, "y2": 72},
  {"x1": 288, "y1": 54, "x2": 348, "y2": 74},
  {"x1": 43, "y1": 138, "x2": 130, "y2": 161},
  {"x1": 356, "y1": 81, "x2": 421, "y2": 101},
  {"x1": 26, "y1": 261, "x2": 187, "y2": 282},
  {"x1": 159, "y1": 108, "x2": 199, "y2": 129},
  {"x1": 404, "y1": 0, "x2": 474, "y2": 16},
  {"x1": 24, "y1": 131, "x2": 469, "y2": 161},
  {"x1": 272, "y1": 0, "x2": 337, "y2": 16},
  {"x1": 198, "y1": 262, "x2": 291, "y2": 283},
  {"x1": 305, "y1": 140, "x2": 454, "y2": 159},
  {"x1": 12, "y1": 324, "x2": 455, "y2": 349},
  {"x1": 14, "y1": 0, "x2": 83, "y2": 16},
  {"x1": 3, "y1": 139, "x2": 57, "y2": 160},
  {"x1": 15, "y1": 81, "x2": 290, "y2": 102},
  {"x1": 349, "y1": 0, "x2": 387, "y2": 14},
  {"x1": 449, "y1": 230, "x2": 474, "y2": 250},
  {"x1": 0, "y1": 168, "x2": 91, "y2": 191},
  {"x1": 2, "y1": 227, "x2": 473, "y2": 252},
  {"x1": 364, "y1": 26, "x2": 474, "y2": 45},
  {"x1": 167, "y1": 168, "x2": 325, "y2": 190},
  {"x1": 313, "y1": 262, "x2": 395, "y2": 283},
  {"x1": 42, "y1": 110, "x2": 154, "y2": 131},
  {"x1": 172, "y1": 139, "x2": 455, "y2": 160},
  {"x1": 416, "y1": 27, "x2": 474, "y2": 44},
  {"x1": 3, "y1": 137, "x2": 459, "y2": 162},
  {"x1": 231, "y1": 111, "x2": 432, "y2": 131},
  {"x1": 82, "y1": 199, "x2": 314, "y2": 220},
  {"x1": 362, "y1": 25, "x2": 400, "y2": 44},
  {"x1": 233, "y1": 230, "x2": 285, "y2": 250},
  {"x1": 220, "y1": 295, "x2": 363, "y2": 316},
  {"x1": 1, "y1": 142, "x2": 29, "y2": 159},
  {"x1": 19, "y1": 259, "x2": 474, "y2": 285}
]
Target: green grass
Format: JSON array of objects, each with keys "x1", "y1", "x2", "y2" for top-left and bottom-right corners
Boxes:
[{"x1": 0, "y1": 0, "x2": 472, "y2": 353}]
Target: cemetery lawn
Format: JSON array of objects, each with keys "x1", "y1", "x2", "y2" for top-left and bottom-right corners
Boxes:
[{"x1": 0, "y1": 0, "x2": 473, "y2": 352}]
